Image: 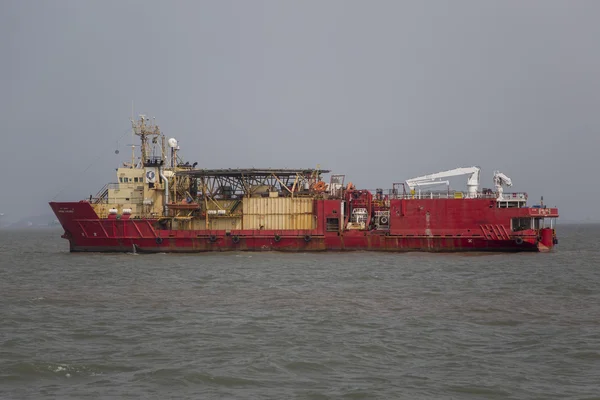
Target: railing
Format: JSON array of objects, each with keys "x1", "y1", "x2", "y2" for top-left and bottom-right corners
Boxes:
[
  {"x1": 497, "y1": 192, "x2": 528, "y2": 201},
  {"x1": 89, "y1": 183, "x2": 110, "y2": 204},
  {"x1": 88, "y1": 182, "x2": 120, "y2": 204},
  {"x1": 366, "y1": 189, "x2": 529, "y2": 201},
  {"x1": 87, "y1": 180, "x2": 530, "y2": 205},
  {"x1": 94, "y1": 183, "x2": 109, "y2": 198},
  {"x1": 143, "y1": 156, "x2": 164, "y2": 166}
]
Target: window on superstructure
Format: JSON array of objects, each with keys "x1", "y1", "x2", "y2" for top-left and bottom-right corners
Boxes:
[
  {"x1": 119, "y1": 177, "x2": 123, "y2": 183},
  {"x1": 326, "y1": 218, "x2": 340, "y2": 232},
  {"x1": 511, "y1": 218, "x2": 531, "y2": 231}
]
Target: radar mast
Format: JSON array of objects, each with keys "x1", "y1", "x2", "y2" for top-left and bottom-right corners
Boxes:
[{"x1": 131, "y1": 115, "x2": 162, "y2": 167}]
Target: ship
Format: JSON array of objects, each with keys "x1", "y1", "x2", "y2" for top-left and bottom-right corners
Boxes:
[{"x1": 49, "y1": 115, "x2": 559, "y2": 253}]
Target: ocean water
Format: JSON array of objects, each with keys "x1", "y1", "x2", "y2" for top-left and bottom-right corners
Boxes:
[{"x1": 1, "y1": 224, "x2": 599, "y2": 399}]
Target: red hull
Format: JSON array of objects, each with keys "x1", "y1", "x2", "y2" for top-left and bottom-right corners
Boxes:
[{"x1": 49, "y1": 200, "x2": 557, "y2": 253}]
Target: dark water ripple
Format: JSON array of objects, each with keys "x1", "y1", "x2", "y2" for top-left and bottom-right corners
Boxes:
[{"x1": 1, "y1": 225, "x2": 600, "y2": 399}]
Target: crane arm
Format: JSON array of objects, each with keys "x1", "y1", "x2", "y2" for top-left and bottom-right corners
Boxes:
[
  {"x1": 405, "y1": 166, "x2": 480, "y2": 188},
  {"x1": 493, "y1": 171, "x2": 513, "y2": 200},
  {"x1": 493, "y1": 171, "x2": 512, "y2": 187},
  {"x1": 412, "y1": 180, "x2": 450, "y2": 188},
  {"x1": 405, "y1": 166, "x2": 481, "y2": 197}
]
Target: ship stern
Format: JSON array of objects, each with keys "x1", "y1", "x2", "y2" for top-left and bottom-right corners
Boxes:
[{"x1": 536, "y1": 227, "x2": 557, "y2": 252}]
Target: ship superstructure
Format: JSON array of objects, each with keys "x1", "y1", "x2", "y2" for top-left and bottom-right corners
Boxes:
[{"x1": 50, "y1": 116, "x2": 559, "y2": 253}]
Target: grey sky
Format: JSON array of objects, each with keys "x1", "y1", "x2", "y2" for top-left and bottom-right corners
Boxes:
[{"x1": 1, "y1": 0, "x2": 598, "y2": 223}]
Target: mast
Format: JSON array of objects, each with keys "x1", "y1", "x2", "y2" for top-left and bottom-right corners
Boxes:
[
  {"x1": 131, "y1": 102, "x2": 135, "y2": 166},
  {"x1": 131, "y1": 114, "x2": 162, "y2": 166}
]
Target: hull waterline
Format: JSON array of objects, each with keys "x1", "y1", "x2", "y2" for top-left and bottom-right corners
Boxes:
[{"x1": 50, "y1": 201, "x2": 556, "y2": 254}]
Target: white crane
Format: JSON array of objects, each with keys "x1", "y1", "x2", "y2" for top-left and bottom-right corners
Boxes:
[
  {"x1": 493, "y1": 171, "x2": 512, "y2": 200},
  {"x1": 405, "y1": 166, "x2": 481, "y2": 198}
]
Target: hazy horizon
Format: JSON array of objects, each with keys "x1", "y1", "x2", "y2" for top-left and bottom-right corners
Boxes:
[{"x1": 2, "y1": 1, "x2": 599, "y2": 223}]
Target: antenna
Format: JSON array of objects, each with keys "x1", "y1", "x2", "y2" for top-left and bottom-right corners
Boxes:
[
  {"x1": 127, "y1": 143, "x2": 137, "y2": 167},
  {"x1": 130, "y1": 104, "x2": 136, "y2": 166},
  {"x1": 131, "y1": 121, "x2": 135, "y2": 166}
]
